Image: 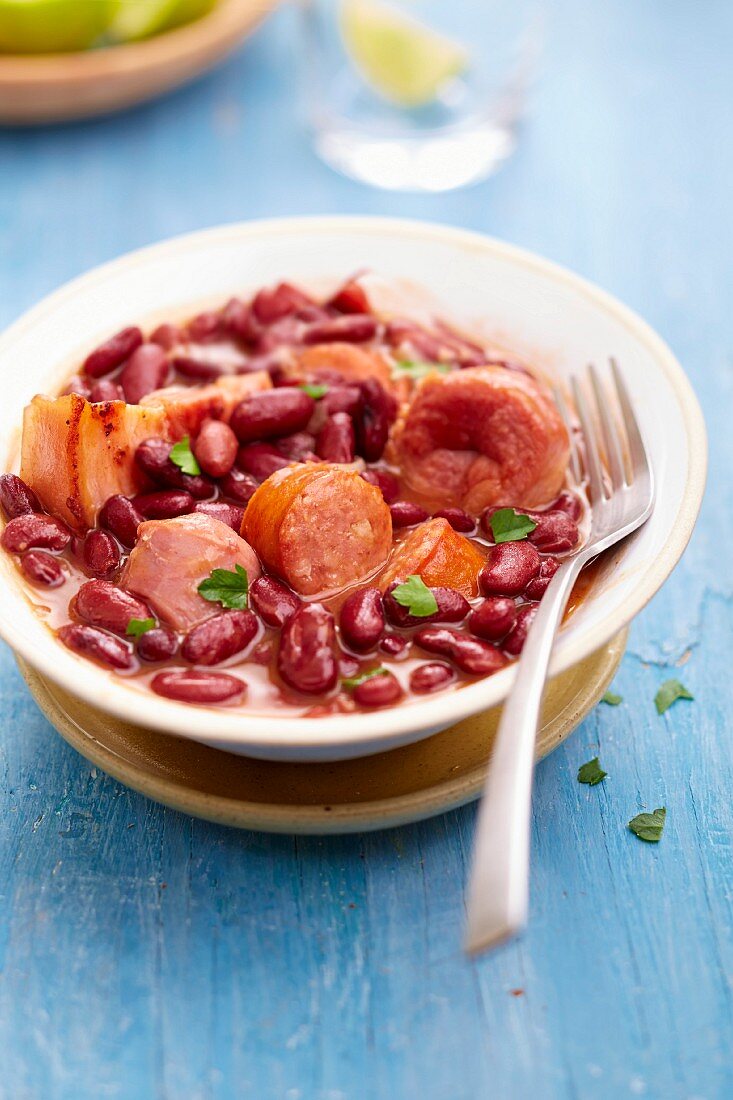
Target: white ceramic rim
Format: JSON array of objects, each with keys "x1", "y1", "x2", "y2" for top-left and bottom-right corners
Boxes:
[{"x1": 0, "y1": 216, "x2": 707, "y2": 754}]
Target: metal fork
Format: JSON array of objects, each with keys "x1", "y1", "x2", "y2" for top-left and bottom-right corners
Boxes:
[{"x1": 464, "y1": 359, "x2": 654, "y2": 955}]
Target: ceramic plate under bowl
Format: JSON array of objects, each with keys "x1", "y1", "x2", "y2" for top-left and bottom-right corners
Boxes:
[
  {"x1": 19, "y1": 631, "x2": 626, "y2": 834},
  {"x1": 0, "y1": 0, "x2": 276, "y2": 126},
  {"x1": 0, "y1": 217, "x2": 706, "y2": 762}
]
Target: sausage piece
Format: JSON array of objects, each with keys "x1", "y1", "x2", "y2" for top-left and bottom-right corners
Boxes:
[
  {"x1": 242, "y1": 462, "x2": 392, "y2": 596},
  {"x1": 379, "y1": 517, "x2": 485, "y2": 599},
  {"x1": 390, "y1": 366, "x2": 569, "y2": 513}
]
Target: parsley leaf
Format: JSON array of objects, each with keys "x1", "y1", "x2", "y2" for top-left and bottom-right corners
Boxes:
[
  {"x1": 391, "y1": 575, "x2": 438, "y2": 617},
  {"x1": 602, "y1": 691, "x2": 623, "y2": 705},
  {"x1": 126, "y1": 617, "x2": 156, "y2": 638},
  {"x1": 392, "y1": 359, "x2": 452, "y2": 381},
  {"x1": 490, "y1": 507, "x2": 537, "y2": 544},
  {"x1": 170, "y1": 436, "x2": 201, "y2": 476},
  {"x1": 577, "y1": 757, "x2": 607, "y2": 785},
  {"x1": 628, "y1": 806, "x2": 666, "y2": 842},
  {"x1": 655, "y1": 679, "x2": 694, "y2": 715},
  {"x1": 197, "y1": 564, "x2": 249, "y2": 610},
  {"x1": 342, "y1": 667, "x2": 389, "y2": 690},
  {"x1": 300, "y1": 383, "x2": 329, "y2": 400}
]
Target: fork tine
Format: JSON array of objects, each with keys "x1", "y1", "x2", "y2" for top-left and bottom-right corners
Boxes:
[
  {"x1": 609, "y1": 358, "x2": 652, "y2": 484},
  {"x1": 571, "y1": 375, "x2": 606, "y2": 501},
  {"x1": 553, "y1": 387, "x2": 582, "y2": 484},
  {"x1": 588, "y1": 363, "x2": 626, "y2": 491}
]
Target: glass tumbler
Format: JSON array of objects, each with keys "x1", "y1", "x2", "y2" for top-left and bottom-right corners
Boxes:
[{"x1": 299, "y1": 0, "x2": 544, "y2": 192}]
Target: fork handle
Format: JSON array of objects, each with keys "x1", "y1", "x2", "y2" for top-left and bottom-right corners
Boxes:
[{"x1": 464, "y1": 554, "x2": 585, "y2": 955}]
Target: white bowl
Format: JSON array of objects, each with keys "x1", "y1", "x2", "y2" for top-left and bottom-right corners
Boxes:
[{"x1": 0, "y1": 217, "x2": 707, "y2": 761}]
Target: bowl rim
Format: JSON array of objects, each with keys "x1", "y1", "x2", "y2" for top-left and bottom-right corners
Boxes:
[{"x1": 0, "y1": 215, "x2": 708, "y2": 753}]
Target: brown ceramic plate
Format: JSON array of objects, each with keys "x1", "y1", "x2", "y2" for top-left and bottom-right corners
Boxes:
[
  {"x1": 0, "y1": 0, "x2": 277, "y2": 126},
  {"x1": 18, "y1": 629, "x2": 626, "y2": 834}
]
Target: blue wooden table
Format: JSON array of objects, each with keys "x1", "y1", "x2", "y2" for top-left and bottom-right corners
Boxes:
[{"x1": 0, "y1": 2, "x2": 728, "y2": 1096}]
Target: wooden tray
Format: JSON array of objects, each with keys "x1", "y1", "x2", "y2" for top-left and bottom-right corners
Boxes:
[
  {"x1": 0, "y1": 0, "x2": 277, "y2": 125},
  {"x1": 17, "y1": 629, "x2": 626, "y2": 834}
]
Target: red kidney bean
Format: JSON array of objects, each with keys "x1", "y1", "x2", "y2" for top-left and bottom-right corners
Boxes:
[
  {"x1": 76, "y1": 579, "x2": 151, "y2": 635},
  {"x1": 433, "y1": 507, "x2": 476, "y2": 534},
  {"x1": 172, "y1": 355, "x2": 223, "y2": 382},
  {"x1": 152, "y1": 669, "x2": 245, "y2": 703},
  {"x1": 63, "y1": 374, "x2": 92, "y2": 399},
  {"x1": 321, "y1": 384, "x2": 362, "y2": 419},
  {"x1": 296, "y1": 305, "x2": 332, "y2": 324},
  {"x1": 383, "y1": 584, "x2": 469, "y2": 628},
  {"x1": 89, "y1": 379, "x2": 125, "y2": 403},
  {"x1": 524, "y1": 557, "x2": 560, "y2": 600},
  {"x1": 278, "y1": 604, "x2": 338, "y2": 695},
  {"x1": 251, "y1": 640, "x2": 275, "y2": 665},
  {"x1": 254, "y1": 316, "x2": 304, "y2": 354},
  {"x1": 59, "y1": 623, "x2": 135, "y2": 670},
  {"x1": 186, "y1": 311, "x2": 222, "y2": 342},
  {"x1": 355, "y1": 378, "x2": 397, "y2": 462},
  {"x1": 339, "y1": 654, "x2": 361, "y2": 680},
  {"x1": 252, "y1": 282, "x2": 313, "y2": 324},
  {"x1": 237, "y1": 443, "x2": 290, "y2": 481},
  {"x1": 219, "y1": 467, "x2": 259, "y2": 504},
  {"x1": 2, "y1": 513, "x2": 70, "y2": 553},
  {"x1": 340, "y1": 587, "x2": 385, "y2": 651},
  {"x1": 83, "y1": 530, "x2": 121, "y2": 577},
  {"x1": 328, "y1": 279, "x2": 370, "y2": 315},
  {"x1": 360, "y1": 468, "x2": 399, "y2": 503},
  {"x1": 135, "y1": 438, "x2": 213, "y2": 499},
  {"x1": 194, "y1": 501, "x2": 245, "y2": 531},
  {"x1": 276, "y1": 431, "x2": 318, "y2": 461},
  {"x1": 83, "y1": 326, "x2": 143, "y2": 378},
  {"x1": 250, "y1": 575, "x2": 301, "y2": 628},
  {"x1": 99, "y1": 494, "x2": 143, "y2": 548},
  {"x1": 410, "y1": 662, "x2": 456, "y2": 694},
  {"x1": 137, "y1": 626, "x2": 178, "y2": 663},
  {"x1": 230, "y1": 389, "x2": 315, "y2": 444},
  {"x1": 0, "y1": 474, "x2": 41, "y2": 519},
  {"x1": 182, "y1": 609, "x2": 258, "y2": 665},
  {"x1": 120, "y1": 343, "x2": 169, "y2": 404},
  {"x1": 503, "y1": 604, "x2": 538, "y2": 656},
  {"x1": 302, "y1": 315, "x2": 378, "y2": 345},
  {"x1": 21, "y1": 550, "x2": 64, "y2": 587},
  {"x1": 550, "y1": 491, "x2": 583, "y2": 522},
  {"x1": 480, "y1": 542, "x2": 541, "y2": 597},
  {"x1": 468, "y1": 597, "x2": 517, "y2": 641},
  {"x1": 386, "y1": 319, "x2": 446, "y2": 361},
  {"x1": 317, "y1": 413, "x2": 355, "y2": 464},
  {"x1": 221, "y1": 297, "x2": 256, "y2": 341},
  {"x1": 526, "y1": 510, "x2": 579, "y2": 554},
  {"x1": 353, "y1": 670, "x2": 402, "y2": 708},
  {"x1": 389, "y1": 501, "x2": 429, "y2": 528},
  {"x1": 379, "y1": 633, "x2": 409, "y2": 658},
  {"x1": 415, "y1": 628, "x2": 507, "y2": 675},
  {"x1": 149, "y1": 322, "x2": 182, "y2": 350},
  {"x1": 134, "y1": 490, "x2": 194, "y2": 520},
  {"x1": 193, "y1": 419, "x2": 238, "y2": 478}
]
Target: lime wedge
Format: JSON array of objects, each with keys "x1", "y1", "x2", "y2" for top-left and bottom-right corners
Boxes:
[
  {"x1": 0, "y1": 0, "x2": 116, "y2": 54},
  {"x1": 110, "y1": 0, "x2": 215, "y2": 42},
  {"x1": 340, "y1": 0, "x2": 468, "y2": 108}
]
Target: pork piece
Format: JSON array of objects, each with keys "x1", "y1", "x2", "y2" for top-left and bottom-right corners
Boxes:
[
  {"x1": 20, "y1": 394, "x2": 167, "y2": 530},
  {"x1": 297, "y1": 343, "x2": 401, "y2": 395},
  {"x1": 379, "y1": 518, "x2": 485, "y2": 599},
  {"x1": 390, "y1": 366, "x2": 570, "y2": 512},
  {"x1": 141, "y1": 371, "x2": 272, "y2": 437},
  {"x1": 242, "y1": 462, "x2": 392, "y2": 596},
  {"x1": 123, "y1": 513, "x2": 261, "y2": 631}
]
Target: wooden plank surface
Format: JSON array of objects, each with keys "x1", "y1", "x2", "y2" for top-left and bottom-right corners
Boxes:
[{"x1": 0, "y1": 1, "x2": 730, "y2": 1096}]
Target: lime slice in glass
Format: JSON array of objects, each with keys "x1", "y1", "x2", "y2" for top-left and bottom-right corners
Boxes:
[
  {"x1": 340, "y1": 0, "x2": 468, "y2": 108},
  {"x1": 0, "y1": 0, "x2": 116, "y2": 54},
  {"x1": 110, "y1": 0, "x2": 215, "y2": 43}
]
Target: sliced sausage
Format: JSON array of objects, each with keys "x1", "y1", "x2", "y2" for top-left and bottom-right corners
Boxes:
[
  {"x1": 243, "y1": 462, "x2": 392, "y2": 596},
  {"x1": 378, "y1": 517, "x2": 485, "y2": 599}
]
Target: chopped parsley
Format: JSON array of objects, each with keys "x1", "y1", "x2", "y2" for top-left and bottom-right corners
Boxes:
[
  {"x1": 170, "y1": 436, "x2": 201, "y2": 476},
  {"x1": 655, "y1": 679, "x2": 693, "y2": 715},
  {"x1": 489, "y1": 507, "x2": 537, "y2": 544},
  {"x1": 392, "y1": 359, "x2": 451, "y2": 381},
  {"x1": 342, "y1": 667, "x2": 389, "y2": 690},
  {"x1": 126, "y1": 617, "x2": 156, "y2": 638},
  {"x1": 197, "y1": 564, "x2": 249, "y2": 610},
  {"x1": 602, "y1": 691, "x2": 623, "y2": 706},
  {"x1": 577, "y1": 757, "x2": 607, "y2": 786},
  {"x1": 391, "y1": 575, "x2": 438, "y2": 617},
  {"x1": 300, "y1": 382, "x2": 329, "y2": 399},
  {"x1": 628, "y1": 807, "x2": 666, "y2": 843}
]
